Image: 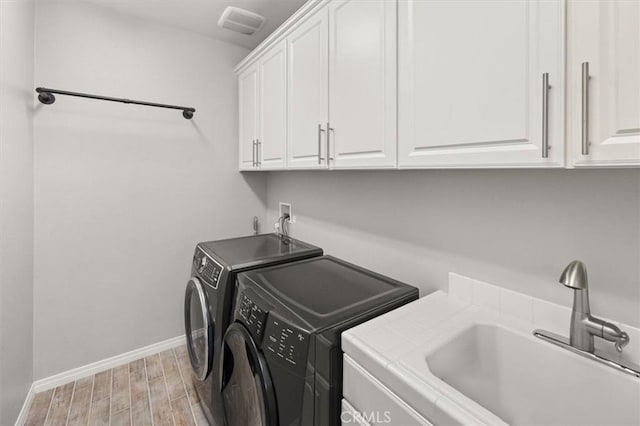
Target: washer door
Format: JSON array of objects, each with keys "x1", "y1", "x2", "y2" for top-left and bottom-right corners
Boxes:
[
  {"x1": 221, "y1": 323, "x2": 278, "y2": 426},
  {"x1": 184, "y1": 277, "x2": 214, "y2": 380}
]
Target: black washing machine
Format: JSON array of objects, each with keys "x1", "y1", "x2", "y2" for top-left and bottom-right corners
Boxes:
[
  {"x1": 184, "y1": 234, "x2": 322, "y2": 426},
  {"x1": 220, "y1": 255, "x2": 419, "y2": 426}
]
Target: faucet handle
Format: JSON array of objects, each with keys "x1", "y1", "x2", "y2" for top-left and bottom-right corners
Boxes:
[
  {"x1": 559, "y1": 260, "x2": 588, "y2": 290},
  {"x1": 615, "y1": 332, "x2": 630, "y2": 353}
]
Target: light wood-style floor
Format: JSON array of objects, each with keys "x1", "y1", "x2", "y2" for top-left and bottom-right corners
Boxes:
[{"x1": 23, "y1": 345, "x2": 209, "y2": 426}]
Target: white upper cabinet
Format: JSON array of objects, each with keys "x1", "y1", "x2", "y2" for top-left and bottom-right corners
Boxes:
[
  {"x1": 398, "y1": 0, "x2": 565, "y2": 168},
  {"x1": 237, "y1": 0, "x2": 636, "y2": 170},
  {"x1": 567, "y1": 0, "x2": 640, "y2": 167},
  {"x1": 273, "y1": 0, "x2": 397, "y2": 170},
  {"x1": 239, "y1": 44, "x2": 287, "y2": 171},
  {"x1": 238, "y1": 63, "x2": 259, "y2": 170},
  {"x1": 287, "y1": 9, "x2": 329, "y2": 169},
  {"x1": 258, "y1": 41, "x2": 287, "y2": 169},
  {"x1": 327, "y1": 0, "x2": 397, "y2": 169}
]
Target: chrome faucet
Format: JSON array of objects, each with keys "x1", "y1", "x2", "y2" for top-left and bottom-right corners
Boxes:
[
  {"x1": 534, "y1": 260, "x2": 639, "y2": 378},
  {"x1": 559, "y1": 260, "x2": 629, "y2": 353}
]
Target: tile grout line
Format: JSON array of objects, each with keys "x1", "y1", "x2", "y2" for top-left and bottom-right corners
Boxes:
[
  {"x1": 128, "y1": 363, "x2": 133, "y2": 425},
  {"x1": 173, "y1": 347, "x2": 198, "y2": 424},
  {"x1": 143, "y1": 357, "x2": 156, "y2": 426},
  {"x1": 168, "y1": 349, "x2": 189, "y2": 401},
  {"x1": 42, "y1": 386, "x2": 57, "y2": 426},
  {"x1": 85, "y1": 375, "x2": 95, "y2": 426},
  {"x1": 158, "y1": 351, "x2": 177, "y2": 426},
  {"x1": 64, "y1": 380, "x2": 77, "y2": 426},
  {"x1": 108, "y1": 369, "x2": 113, "y2": 426}
]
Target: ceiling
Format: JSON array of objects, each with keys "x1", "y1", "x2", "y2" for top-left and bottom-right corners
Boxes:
[{"x1": 83, "y1": 0, "x2": 308, "y2": 49}]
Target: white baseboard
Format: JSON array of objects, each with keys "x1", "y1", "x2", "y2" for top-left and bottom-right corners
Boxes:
[
  {"x1": 15, "y1": 335, "x2": 186, "y2": 425},
  {"x1": 33, "y1": 335, "x2": 186, "y2": 393},
  {"x1": 14, "y1": 383, "x2": 35, "y2": 426}
]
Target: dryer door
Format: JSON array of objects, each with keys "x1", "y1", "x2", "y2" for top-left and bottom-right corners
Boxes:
[
  {"x1": 184, "y1": 277, "x2": 214, "y2": 380},
  {"x1": 221, "y1": 323, "x2": 278, "y2": 426}
]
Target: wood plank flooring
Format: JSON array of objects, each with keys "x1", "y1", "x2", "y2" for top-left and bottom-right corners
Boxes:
[{"x1": 23, "y1": 345, "x2": 209, "y2": 426}]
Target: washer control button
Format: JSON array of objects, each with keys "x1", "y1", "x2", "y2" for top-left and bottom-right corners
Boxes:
[{"x1": 198, "y1": 256, "x2": 207, "y2": 273}]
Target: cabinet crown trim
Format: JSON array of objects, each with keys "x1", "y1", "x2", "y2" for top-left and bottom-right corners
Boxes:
[{"x1": 234, "y1": 0, "x2": 325, "y2": 74}]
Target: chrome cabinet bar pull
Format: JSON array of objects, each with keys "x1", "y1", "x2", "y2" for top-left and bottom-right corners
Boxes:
[
  {"x1": 317, "y1": 124, "x2": 326, "y2": 164},
  {"x1": 252, "y1": 140, "x2": 256, "y2": 167},
  {"x1": 542, "y1": 73, "x2": 551, "y2": 158},
  {"x1": 327, "y1": 122, "x2": 334, "y2": 161},
  {"x1": 256, "y1": 139, "x2": 261, "y2": 166},
  {"x1": 581, "y1": 62, "x2": 590, "y2": 155}
]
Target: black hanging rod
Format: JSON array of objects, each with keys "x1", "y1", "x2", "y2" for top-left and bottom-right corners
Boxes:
[{"x1": 35, "y1": 87, "x2": 195, "y2": 119}]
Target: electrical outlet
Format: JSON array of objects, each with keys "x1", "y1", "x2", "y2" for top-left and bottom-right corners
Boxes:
[{"x1": 279, "y1": 202, "x2": 295, "y2": 223}]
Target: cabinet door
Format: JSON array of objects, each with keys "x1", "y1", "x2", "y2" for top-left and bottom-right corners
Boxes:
[
  {"x1": 287, "y1": 9, "x2": 329, "y2": 170},
  {"x1": 568, "y1": 0, "x2": 640, "y2": 167},
  {"x1": 239, "y1": 64, "x2": 259, "y2": 170},
  {"x1": 328, "y1": 0, "x2": 397, "y2": 169},
  {"x1": 398, "y1": 0, "x2": 564, "y2": 168},
  {"x1": 258, "y1": 41, "x2": 287, "y2": 170},
  {"x1": 342, "y1": 356, "x2": 433, "y2": 425}
]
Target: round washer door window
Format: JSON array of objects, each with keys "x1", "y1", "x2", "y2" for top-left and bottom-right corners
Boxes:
[
  {"x1": 184, "y1": 277, "x2": 214, "y2": 380},
  {"x1": 221, "y1": 323, "x2": 277, "y2": 426}
]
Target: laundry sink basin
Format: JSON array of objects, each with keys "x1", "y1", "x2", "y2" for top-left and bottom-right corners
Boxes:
[
  {"x1": 343, "y1": 287, "x2": 640, "y2": 426},
  {"x1": 424, "y1": 324, "x2": 640, "y2": 425}
]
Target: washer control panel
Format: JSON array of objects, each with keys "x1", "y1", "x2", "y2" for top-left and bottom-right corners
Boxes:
[
  {"x1": 264, "y1": 315, "x2": 309, "y2": 374},
  {"x1": 193, "y1": 247, "x2": 222, "y2": 288},
  {"x1": 238, "y1": 292, "x2": 268, "y2": 341}
]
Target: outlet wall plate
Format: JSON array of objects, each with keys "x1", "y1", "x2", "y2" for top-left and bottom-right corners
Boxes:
[{"x1": 279, "y1": 202, "x2": 295, "y2": 223}]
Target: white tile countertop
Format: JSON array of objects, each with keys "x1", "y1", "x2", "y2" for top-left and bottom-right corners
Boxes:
[{"x1": 342, "y1": 273, "x2": 640, "y2": 425}]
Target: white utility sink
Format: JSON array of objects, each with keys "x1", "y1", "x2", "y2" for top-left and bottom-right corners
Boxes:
[
  {"x1": 425, "y1": 324, "x2": 640, "y2": 425},
  {"x1": 342, "y1": 284, "x2": 640, "y2": 426}
]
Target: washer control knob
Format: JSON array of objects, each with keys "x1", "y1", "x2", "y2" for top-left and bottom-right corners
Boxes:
[{"x1": 198, "y1": 256, "x2": 207, "y2": 273}]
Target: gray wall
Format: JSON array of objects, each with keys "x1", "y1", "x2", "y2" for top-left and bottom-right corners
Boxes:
[
  {"x1": 33, "y1": 1, "x2": 266, "y2": 379},
  {"x1": 266, "y1": 170, "x2": 640, "y2": 327},
  {"x1": 0, "y1": 0, "x2": 35, "y2": 423}
]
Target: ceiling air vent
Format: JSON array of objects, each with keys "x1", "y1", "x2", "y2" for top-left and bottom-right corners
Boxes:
[{"x1": 218, "y1": 6, "x2": 266, "y2": 35}]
